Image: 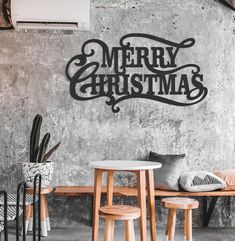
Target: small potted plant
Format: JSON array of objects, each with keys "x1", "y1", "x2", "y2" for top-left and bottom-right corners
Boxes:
[{"x1": 22, "y1": 114, "x2": 60, "y2": 187}]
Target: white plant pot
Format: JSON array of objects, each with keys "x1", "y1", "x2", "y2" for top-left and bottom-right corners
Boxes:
[{"x1": 21, "y1": 162, "x2": 54, "y2": 188}]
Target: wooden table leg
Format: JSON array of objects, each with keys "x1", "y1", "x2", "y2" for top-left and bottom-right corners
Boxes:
[
  {"x1": 146, "y1": 169, "x2": 157, "y2": 241},
  {"x1": 137, "y1": 170, "x2": 147, "y2": 241},
  {"x1": 92, "y1": 169, "x2": 103, "y2": 241},
  {"x1": 107, "y1": 171, "x2": 114, "y2": 206}
]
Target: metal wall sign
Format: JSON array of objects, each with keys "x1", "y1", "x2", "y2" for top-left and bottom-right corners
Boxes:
[{"x1": 66, "y1": 33, "x2": 208, "y2": 113}]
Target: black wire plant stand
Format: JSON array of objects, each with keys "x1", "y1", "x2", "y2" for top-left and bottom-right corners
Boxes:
[
  {"x1": 16, "y1": 174, "x2": 42, "y2": 241},
  {"x1": 0, "y1": 190, "x2": 8, "y2": 241}
]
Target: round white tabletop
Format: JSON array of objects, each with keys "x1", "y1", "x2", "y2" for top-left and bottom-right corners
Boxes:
[{"x1": 89, "y1": 160, "x2": 162, "y2": 171}]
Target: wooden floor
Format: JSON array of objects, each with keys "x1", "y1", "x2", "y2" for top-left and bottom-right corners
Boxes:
[{"x1": 6, "y1": 226, "x2": 235, "y2": 241}]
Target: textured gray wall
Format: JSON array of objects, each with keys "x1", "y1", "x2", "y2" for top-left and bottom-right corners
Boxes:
[{"x1": 0, "y1": 0, "x2": 235, "y2": 227}]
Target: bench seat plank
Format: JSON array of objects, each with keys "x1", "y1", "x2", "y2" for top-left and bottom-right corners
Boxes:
[
  {"x1": 54, "y1": 186, "x2": 235, "y2": 197},
  {"x1": 154, "y1": 190, "x2": 235, "y2": 197},
  {"x1": 54, "y1": 186, "x2": 137, "y2": 196},
  {"x1": 54, "y1": 186, "x2": 235, "y2": 228}
]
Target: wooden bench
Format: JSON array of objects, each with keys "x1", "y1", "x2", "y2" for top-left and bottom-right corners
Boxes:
[{"x1": 54, "y1": 186, "x2": 235, "y2": 227}]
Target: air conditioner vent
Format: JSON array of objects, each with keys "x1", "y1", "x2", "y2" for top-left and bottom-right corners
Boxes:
[{"x1": 16, "y1": 21, "x2": 79, "y2": 30}]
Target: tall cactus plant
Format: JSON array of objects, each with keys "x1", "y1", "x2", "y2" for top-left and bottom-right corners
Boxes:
[
  {"x1": 30, "y1": 114, "x2": 60, "y2": 163},
  {"x1": 30, "y1": 114, "x2": 42, "y2": 162}
]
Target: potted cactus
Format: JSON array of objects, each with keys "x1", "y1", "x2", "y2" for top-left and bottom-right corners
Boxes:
[{"x1": 22, "y1": 114, "x2": 60, "y2": 187}]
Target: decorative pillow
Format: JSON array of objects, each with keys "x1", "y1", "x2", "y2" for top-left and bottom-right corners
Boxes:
[
  {"x1": 214, "y1": 170, "x2": 235, "y2": 191},
  {"x1": 149, "y1": 151, "x2": 186, "y2": 191},
  {"x1": 180, "y1": 171, "x2": 226, "y2": 192}
]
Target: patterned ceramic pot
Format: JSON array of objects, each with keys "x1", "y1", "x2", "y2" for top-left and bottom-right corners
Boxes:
[{"x1": 21, "y1": 162, "x2": 54, "y2": 188}]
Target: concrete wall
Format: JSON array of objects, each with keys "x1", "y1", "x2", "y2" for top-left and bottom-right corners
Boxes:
[{"x1": 0, "y1": 0, "x2": 235, "y2": 227}]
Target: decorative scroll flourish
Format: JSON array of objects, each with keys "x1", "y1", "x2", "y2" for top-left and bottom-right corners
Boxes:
[{"x1": 66, "y1": 33, "x2": 208, "y2": 113}]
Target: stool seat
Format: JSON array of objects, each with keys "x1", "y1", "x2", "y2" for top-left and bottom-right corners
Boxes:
[
  {"x1": 161, "y1": 197, "x2": 199, "y2": 210},
  {"x1": 99, "y1": 205, "x2": 140, "y2": 241},
  {"x1": 99, "y1": 205, "x2": 140, "y2": 220},
  {"x1": 26, "y1": 187, "x2": 53, "y2": 195}
]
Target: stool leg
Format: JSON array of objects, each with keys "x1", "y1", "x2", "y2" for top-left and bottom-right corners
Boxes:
[
  {"x1": 125, "y1": 220, "x2": 135, "y2": 241},
  {"x1": 104, "y1": 218, "x2": 114, "y2": 241},
  {"x1": 40, "y1": 195, "x2": 48, "y2": 237},
  {"x1": 167, "y1": 209, "x2": 176, "y2": 241},
  {"x1": 184, "y1": 209, "x2": 192, "y2": 241},
  {"x1": 165, "y1": 209, "x2": 172, "y2": 237},
  {"x1": 45, "y1": 197, "x2": 51, "y2": 231},
  {"x1": 22, "y1": 205, "x2": 31, "y2": 235},
  {"x1": 184, "y1": 210, "x2": 188, "y2": 240},
  {"x1": 28, "y1": 205, "x2": 33, "y2": 232}
]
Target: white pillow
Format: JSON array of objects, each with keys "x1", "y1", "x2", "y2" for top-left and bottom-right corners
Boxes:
[{"x1": 180, "y1": 171, "x2": 226, "y2": 192}]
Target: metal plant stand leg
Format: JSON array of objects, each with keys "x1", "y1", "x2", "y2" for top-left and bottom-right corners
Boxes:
[
  {"x1": 89, "y1": 195, "x2": 94, "y2": 227},
  {"x1": 32, "y1": 174, "x2": 42, "y2": 241},
  {"x1": 16, "y1": 182, "x2": 26, "y2": 241},
  {"x1": 202, "y1": 196, "x2": 218, "y2": 227}
]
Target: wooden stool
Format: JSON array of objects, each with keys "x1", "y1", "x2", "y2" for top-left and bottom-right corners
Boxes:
[
  {"x1": 25, "y1": 187, "x2": 53, "y2": 237},
  {"x1": 161, "y1": 197, "x2": 199, "y2": 241},
  {"x1": 99, "y1": 205, "x2": 140, "y2": 241}
]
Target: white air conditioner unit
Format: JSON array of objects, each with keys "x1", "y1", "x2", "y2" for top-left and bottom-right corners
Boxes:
[{"x1": 11, "y1": 0, "x2": 90, "y2": 31}]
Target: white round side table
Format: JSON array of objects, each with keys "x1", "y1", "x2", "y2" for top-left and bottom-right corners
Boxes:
[{"x1": 89, "y1": 160, "x2": 162, "y2": 241}]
